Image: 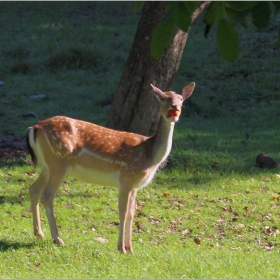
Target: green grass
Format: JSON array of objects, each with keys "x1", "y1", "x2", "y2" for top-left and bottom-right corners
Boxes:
[{"x1": 0, "y1": 2, "x2": 280, "y2": 279}]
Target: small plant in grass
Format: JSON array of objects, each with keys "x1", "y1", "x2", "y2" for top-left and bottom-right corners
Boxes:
[
  {"x1": 10, "y1": 61, "x2": 31, "y2": 75},
  {"x1": 3, "y1": 43, "x2": 31, "y2": 60},
  {"x1": 46, "y1": 46, "x2": 103, "y2": 71}
]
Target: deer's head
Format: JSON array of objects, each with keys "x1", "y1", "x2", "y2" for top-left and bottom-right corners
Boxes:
[{"x1": 150, "y1": 82, "x2": 195, "y2": 122}]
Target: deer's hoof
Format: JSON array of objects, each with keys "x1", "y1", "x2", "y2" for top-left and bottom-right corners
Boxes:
[
  {"x1": 53, "y1": 237, "x2": 65, "y2": 246},
  {"x1": 117, "y1": 245, "x2": 134, "y2": 254},
  {"x1": 125, "y1": 246, "x2": 134, "y2": 254},
  {"x1": 34, "y1": 231, "x2": 45, "y2": 239},
  {"x1": 117, "y1": 244, "x2": 127, "y2": 254}
]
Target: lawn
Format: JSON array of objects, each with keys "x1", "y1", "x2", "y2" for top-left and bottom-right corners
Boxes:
[{"x1": 0, "y1": 2, "x2": 279, "y2": 278}]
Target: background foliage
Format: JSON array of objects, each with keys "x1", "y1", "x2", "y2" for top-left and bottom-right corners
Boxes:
[{"x1": 151, "y1": 1, "x2": 280, "y2": 61}]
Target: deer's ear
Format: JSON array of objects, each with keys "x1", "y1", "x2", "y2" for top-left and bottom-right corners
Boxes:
[
  {"x1": 182, "y1": 82, "x2": 195, "y2": 100},
  {"x1": 150, "y1": 84, "x2": 166, "y2": 101}
]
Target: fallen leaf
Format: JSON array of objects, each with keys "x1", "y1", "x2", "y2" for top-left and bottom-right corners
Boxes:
[
  {"x1": 216, "y1": 218, "x2": 225, "y2": 224},
  {"x1": 182, "y1": 229, "x2": 190, "y2": 236},
  {"x1": 248, "y1": 225, "x2": 254, "y2": 232},
  {"x1": 244, "y1": 206, "x2": 248, "y2": 214},
  {"x1": 26, "y1": 171, "x2": 35, "y2": 177},
  {"x1": 149, "y1": 219, "x2": 160, "y2": 224},
  {"x1": 231, "y1": 246, "x2": 242, "y2": 250},
  {"x1": 265, "y1": 226, "x2": 271, "y2": 232},
  {"x1": 135, "y1": 221, "x2": 141, "y2": 228},
  {"x1": 194, "y1": 237, "x2": 201, "y2": 245},
  {"x1": 94, "y1": 237, "x2": 108, "y2": 243},
  {"x1": 28, "y1": 93, "x2": 48, "y2": 100},
  {"x1": 18, "y1": 178, "x2": 26, "y2": 182},
  {"x1": 265, "y1": 245, "x2": 274, "y2": 251},
  {"x1": 165, "y1": 228, "x2": 172, "y2": 233}
]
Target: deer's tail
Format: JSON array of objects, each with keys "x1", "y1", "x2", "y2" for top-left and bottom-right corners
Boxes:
[{"x1": 26, "y1": 127, "x2": 37, "y2": 166}]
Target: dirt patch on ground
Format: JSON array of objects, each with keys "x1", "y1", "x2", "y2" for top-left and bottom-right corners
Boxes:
[{"x1": 0, "y1": 135, "x2": 30, "y2": 164}]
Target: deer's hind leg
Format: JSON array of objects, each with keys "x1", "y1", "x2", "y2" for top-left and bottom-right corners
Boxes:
[
  {"x1": 29, "y1": 168, "x2": 49, "y2": 239},
  {"x1": 40, "y1": 164, "x2": 68, "y2": 246}
]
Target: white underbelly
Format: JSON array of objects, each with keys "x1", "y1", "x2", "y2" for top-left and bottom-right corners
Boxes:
[{"x1": 68, "y1": 164, "x2": 120, "y2": 188}]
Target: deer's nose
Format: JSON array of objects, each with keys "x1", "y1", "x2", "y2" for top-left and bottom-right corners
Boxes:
[{"x1": 171, "y1": 104, "x2": 179, "y2": 111}]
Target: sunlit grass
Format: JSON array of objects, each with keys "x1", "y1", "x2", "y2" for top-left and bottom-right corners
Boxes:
[{"x1": 1, "y1": 114, "x2": 280, "y2": 278}]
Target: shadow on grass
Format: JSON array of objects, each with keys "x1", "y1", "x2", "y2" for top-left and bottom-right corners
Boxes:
[
  {"x1": 0, "y1": 240, "x2": 35, "y2": 252},
  {"x1": 170, "y1": 115, "x2": 280, "y2": 173}
]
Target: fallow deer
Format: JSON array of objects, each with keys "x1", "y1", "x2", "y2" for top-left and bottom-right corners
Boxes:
[{"x1": 26, "y1": 82, "x2": 195, "y2": 253}]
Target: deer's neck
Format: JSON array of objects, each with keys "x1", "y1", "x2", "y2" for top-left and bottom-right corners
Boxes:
[{"x1": 150, "y1": 117, "x2": 175, "y2": 165}]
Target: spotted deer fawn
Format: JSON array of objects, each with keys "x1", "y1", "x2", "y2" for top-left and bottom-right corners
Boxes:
[{"x1": 26, "y1": 82, "x2": 195, "y2": 253}]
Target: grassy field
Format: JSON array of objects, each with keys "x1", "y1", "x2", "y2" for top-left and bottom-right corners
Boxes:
[{"x1": 0, "y1": 2, "x2": 280, "y2": 278}]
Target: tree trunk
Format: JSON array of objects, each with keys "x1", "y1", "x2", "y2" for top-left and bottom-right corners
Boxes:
[{"x1": 107, "y1": 1, "x2": 209, "y2": 136}]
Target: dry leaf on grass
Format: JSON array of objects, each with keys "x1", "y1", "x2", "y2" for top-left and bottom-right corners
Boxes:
[
  {"x1": 231, "y1": 246, "x2": 242, "y2": 250},
  {"x1": 94, "y1": 237, "x2": 108, "y2": 243},
  {"x1": 182, "y1": 229, "x2": 190, "y2": 236},
  {"x1": 26, "y1": 171, "x2": 36, "y2": 177},
  {"x1": 194, "y1": 237, "x2": 201, "y2": 245}
]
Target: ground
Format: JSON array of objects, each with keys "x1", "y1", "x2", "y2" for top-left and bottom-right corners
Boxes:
[{"x1": 0, "y1": 135, "x2": 30, "y2": 164}]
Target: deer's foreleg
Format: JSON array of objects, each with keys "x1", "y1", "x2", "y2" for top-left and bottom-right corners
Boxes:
[
  {"x1": 124, "y1": 189, "x2": 138, "y2": 253},
  {"x1": 117, "y1": 187, "x2": 132, "y2": 254}
]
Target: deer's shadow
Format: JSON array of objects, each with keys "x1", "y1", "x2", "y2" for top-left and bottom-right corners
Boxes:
[{"x1": 0, "y1": 240, "x2": 35, "y2": 252}]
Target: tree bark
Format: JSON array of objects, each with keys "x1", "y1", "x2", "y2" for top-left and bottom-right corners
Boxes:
[{"x1": 107, "y1": 1, "x2": 209, "y2": 136}]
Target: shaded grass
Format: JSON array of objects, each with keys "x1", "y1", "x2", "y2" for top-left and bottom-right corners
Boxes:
[
  {"x1": 0, "y1": 2, "x2": 137, "y2": 135},
  {"x1": 46, "y1": 46, "x2": 103, "y2": 70}
]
